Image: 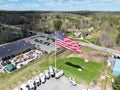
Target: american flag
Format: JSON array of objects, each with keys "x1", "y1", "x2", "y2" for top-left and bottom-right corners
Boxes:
[{"x1": 55, "y1": 31, "x2": 81, "y2": 53}]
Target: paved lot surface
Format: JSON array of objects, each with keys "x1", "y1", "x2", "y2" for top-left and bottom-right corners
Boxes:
[
  {"x1": 29, "y1": 35, "x2": 55, "y2": 53},
  {"x1": 36, "y1": 77, "x2": 84, "y2": 90}
]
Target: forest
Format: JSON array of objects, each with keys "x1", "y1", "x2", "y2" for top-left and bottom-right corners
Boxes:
[{"x1": 0, "y1": 11, "x2": 120, "y2": 49}]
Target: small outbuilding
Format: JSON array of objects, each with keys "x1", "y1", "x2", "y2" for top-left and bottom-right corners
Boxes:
[
  {"x1": 5, "y1": 64, "x2": 17, "y2": 72},
  {"x1": 112, "y1": 59, "x2": 120, "y2": 76}
]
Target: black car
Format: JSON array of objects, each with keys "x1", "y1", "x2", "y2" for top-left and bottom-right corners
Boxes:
[
  {"x1": 47, "y1": 43, "x2": 50, "y2": 46},
  {"x1": 39, "y1": 40, "x2": 43, "y2": 43},
  {"x1": 44, "y1": 42, "x2": 48, "y2": 44},
  {"x1": 34, "y1": 39, "x2": 39, "y2": 42}
]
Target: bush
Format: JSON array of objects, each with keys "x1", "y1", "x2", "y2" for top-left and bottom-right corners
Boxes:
[{"x1": 113, "y1": 76, "x2": 120, "y2": 90}]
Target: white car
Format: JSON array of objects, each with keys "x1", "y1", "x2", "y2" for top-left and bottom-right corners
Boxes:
[
  {"x1": 55, "y1": 70, "x2": 64, "y2": 79},
  {"x1": 28, "y1": 79, "x2": 35, "y2": 90},
  {"x1": 44, "y1": 70, "x2": 50, "y2": 79},
  {"x1": 39, "y1": 73, "x2": 46, "y2": 83},
  {"x1": 49, "y1": 66, "x2": 55, "y2": 77},
  {"x1": 58, "y1": 70, "x2": 64, "y2": 77},
  {"x1": 68, "y1": 77, "x2": 77, "y2": 86},
  {"x1": 34, "y1": 76, "x2": 41, "y2": 86},
  {"x1": 20, "y1": 83, "x2": 29, "y2": 90},
  {"x1": 55, "y1": 72, "x2": 60, "y2": 79}
]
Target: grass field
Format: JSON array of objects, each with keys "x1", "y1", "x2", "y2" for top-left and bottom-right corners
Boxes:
[
  {"x1": 0, "y1": 49, "x2": 104, "y2": 90},
  {"x1": 53, "y1": 57, "x2": 104, "y2": 84}
]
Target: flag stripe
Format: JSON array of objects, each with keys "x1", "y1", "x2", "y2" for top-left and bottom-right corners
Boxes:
[{"x1": 56, "y1": 35, "x2": 81, "y2": 53}]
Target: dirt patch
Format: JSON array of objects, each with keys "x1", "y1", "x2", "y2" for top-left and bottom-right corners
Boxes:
[
  {"x1": 94, "y1": 67, "x2": 113, "y2": 90},
  {"x1": 67, "y1": 50, "x2": 108, "y2": 62}
]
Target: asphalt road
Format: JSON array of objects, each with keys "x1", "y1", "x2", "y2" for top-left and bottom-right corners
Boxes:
[
  {"x1": 0, "y1": 23, "x2": 21, "y2": 30},
  {"x1": 79, "y1": 42, "x2": 120, "y2": 56}
]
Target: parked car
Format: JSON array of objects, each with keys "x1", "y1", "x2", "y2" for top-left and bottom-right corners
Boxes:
[
  {"x1": 58, "y1": 70, "x2": 64, "y2": 77},
  {"x1": 44, "y1": 70, "x2": 50, "y2": 79},
  {"x1": 39, "y1": 40, "x2": 43, "y2": 43},
  {"x1": 28, "y1": 79, "x2": 36, "y2": 90},
  {"x1": 34, "y1": 76, "x2": 41, "y2": 86},
  {"x1": 48, "y1": 66, "x2": 55, "y2": 77},
  {"x1": 34, "y1": 39, "x2": 39, "y2": 42},
  {"x1": 55, "y1": 72, "x2": 60, "y2": 79},
  {"x1": 55, "y1": 70, "x2": 64, "y2": 79},
  {"x1": 68, "y1": 77, "x2": 77, "y2": 86},
  {"x1": 39, "y1": 73, "x2": 46, "y2": 83},
  {"x1": 20, "y1": 83, "x2": 29, "y2": 90},
  {"x1": 44, "y1": 42, "x2": 48, "y2": 44},
  {"x1": 47, "y1": 43, "x2": 50, "y2": 46}
]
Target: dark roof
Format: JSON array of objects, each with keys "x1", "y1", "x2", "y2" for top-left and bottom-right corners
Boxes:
[{"x1": 0, "y1": 40, "x2": 33, "y2": 58}]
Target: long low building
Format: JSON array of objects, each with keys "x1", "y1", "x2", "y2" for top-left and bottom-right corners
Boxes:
[
  {"x1": 112, "y1": 59, "x2": 120, "y2": 76},
  {"x1": 0, "y1": 40, "x2": 34, "y2": 61}
]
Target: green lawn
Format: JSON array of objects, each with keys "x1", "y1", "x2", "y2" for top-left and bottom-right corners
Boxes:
[
  {"x1": 53, "y1": 57, "x2": 104, "y2": 84},
  {"x1": 0, "y1": 51, "x2": 104, "y2": 90}
]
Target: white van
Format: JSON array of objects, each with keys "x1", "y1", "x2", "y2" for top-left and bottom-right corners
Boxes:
[
  {"x1": 39, "y1": 73, "x2": 46, "y2": 83},
  {"x1": 48, "y1": 66, "x2": 55, "y2": 77},
  {"x1": 20, "y1": 83, "x2": 29, "y2": 90},
  {"x1": 58, "y1": 70, "x2": 64, "y2": 77},
  {"x1": 44, "y1": 70, "x2": 50, "y2": 79},
  {"x1": 55, "y1": 72, "x2": 60, "y2": 79},
  {"x1": 34, "y1": 76, "x2": 41, "y2": 86},
  {"x1": 55, "y1": 70, "x2": 64, "y2": 79},
  {"x1": 28, "y1": 79, "x2": 35, "y2": 90}
]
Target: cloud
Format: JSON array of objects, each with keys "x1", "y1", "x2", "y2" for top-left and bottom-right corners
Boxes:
[
  {"x1": 0, "y1": 3, "x2": 13, "y2": 10},
  {"x1": 0, "y1": 3, "x2": 41, "y2": 11},
  {"x1": 21, "y1": 3, "x2": 41, "y2": 10},
  {"x1": 0, "y1": 0, "x2": 120, "y2": 11}
]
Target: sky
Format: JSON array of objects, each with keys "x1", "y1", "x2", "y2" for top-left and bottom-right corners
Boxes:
[{"x1": 0, "y1": 0, "x2": 120, "y2": 11}]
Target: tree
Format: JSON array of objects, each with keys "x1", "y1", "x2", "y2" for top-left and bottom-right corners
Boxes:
[
  {"x1": 21, "y1": 24, "x2": 28, "y2": 37},
  {"x1": 113, "y1": 76, "x2": 120, "y2": 90},
  {"x1": 53, "y1": 20, "x2": 62, "y2": 31},
  {"x1": 116, "y1": 33, "x2": 120, "y2": 45}
]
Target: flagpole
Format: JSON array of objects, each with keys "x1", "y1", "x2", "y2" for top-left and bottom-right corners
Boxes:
[{"x1": 55, "y1": 30, "x2": 56, "y2": 69}]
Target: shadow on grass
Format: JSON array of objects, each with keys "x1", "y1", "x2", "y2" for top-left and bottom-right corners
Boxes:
[{"x1": 65, "y1": 62, "x2": 80, "y2": 68}]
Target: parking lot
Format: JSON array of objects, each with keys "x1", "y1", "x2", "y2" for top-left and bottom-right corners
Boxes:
[
  {"x1": 36, "y1": 76, "x2": 84, "y2": 90},
  {"x1": 29, "y1": 35, "x2": 55, "y2": 53},
  {"x1": 13, "y1": 66, "x2": 88, "y2": 90}
]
